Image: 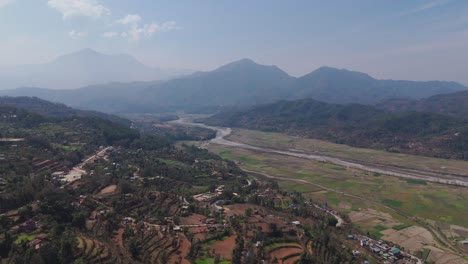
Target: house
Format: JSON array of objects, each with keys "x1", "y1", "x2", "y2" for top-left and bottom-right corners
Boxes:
[
  {"x1": 122, "y1": 217, "x2": 135, "y2": 224},
  {"x1": 204, "y1": 218, "x2": 216, "y2": 224},
  {"x1": 23, "y1": 220, "x2": 37, "y2": 232},
  {"x1": 291, "y1": 221, "x2": 301, "y2": 226},
  {"x1": 389, "y1": 247, "x2": 401, "y2": 256},
  {"x1": 51, "y1": 171, "x2": 65, "y2": 178}
]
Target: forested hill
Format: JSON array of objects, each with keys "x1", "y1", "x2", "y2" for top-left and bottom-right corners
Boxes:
[
  {"x1": 0, "y1": 104, "x2": 139, "y2": 147},
  {"x1": 200, "y1": 99, "x2": 468, "y2": 160},
  {"x1": 381, "y1": 90, "x2": 468, "y2": 119},
  {"x1": 0, "y1": 96, "x2": 130, "y2": 125}
]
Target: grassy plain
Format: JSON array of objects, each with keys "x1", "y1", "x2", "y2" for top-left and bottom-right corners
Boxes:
[
  {"x1": 208, "y1": 143, "x2": 468, "y2": 228},
  {"x1": 227, "y1": 129, "x2": 468, "y2": 176}
]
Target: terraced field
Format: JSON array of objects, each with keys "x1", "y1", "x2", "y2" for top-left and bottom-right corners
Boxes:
[
  {"x1": 267, "y1": 242, "x2": 303, "y2": 264},
  {"x1": 76, "y1": 236, "x2": 121, "y2": 264}
]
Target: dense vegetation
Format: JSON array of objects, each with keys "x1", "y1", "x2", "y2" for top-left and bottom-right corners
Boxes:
[
  {"x1": 382, "y1": 89, "x2": 468, "y2": 119},
  {"x1": 0, "y1": 98, "x2": 375, "y2": 263},
  {"x1": 0, "y1": 96, "x2": 130, "y2": 125},
  {"x1": 201, "y1": 98, "x2": 468, "y2": 160}
]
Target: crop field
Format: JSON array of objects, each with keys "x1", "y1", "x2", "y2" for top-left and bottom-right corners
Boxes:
[
  {"x1": 208, "y1": 144, "x2": 468, "y2": 228},
  {"x1": 226, "y1": 129, "x2": 468, "y2": 177}
]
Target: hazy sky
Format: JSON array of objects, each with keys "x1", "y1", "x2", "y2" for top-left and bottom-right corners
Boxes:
[{"x1": 1, "y1": 0, "x2": 468, "y2": 84}]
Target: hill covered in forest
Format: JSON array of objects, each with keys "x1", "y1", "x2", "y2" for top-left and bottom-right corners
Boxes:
[
  {"x1": 0, "y1": 96, "x2": 131, "y2": 125},
  {"x1": 201, "y1": 98, "x2": 468, "y2": 160}
]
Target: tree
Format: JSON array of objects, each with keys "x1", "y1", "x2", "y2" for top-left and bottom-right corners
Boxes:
[
  {"x1": 327, "y1": 216, "x2": 338, "y2": 227},
  {"x1": 72, "y1": 211, "x2": 87, "y2": 229},
  {"x1": 127, "y1": 238, "x2": 139, "y2": 259},
  {"x1": 245, "y1": 208, "x2": 252, "y2": 217}
]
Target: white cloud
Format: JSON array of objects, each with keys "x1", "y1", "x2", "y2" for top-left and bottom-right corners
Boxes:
[
  {"x1": 116, "y1": 14, "x2": 141, "y2": 26},
  {"x1": 0, "y1": 0, "x2": 14, "y2": 7},
  {"x1": 47, "y1": 0, "x2": 110, "y2": 20},
  {"x1": 127, "y1": 21, "x2": 177, "y2": 41},
  {"x1": 102, "y1": 31, "x2": 118, "y2": 38},
  {"x1": 401, "y1": 0, "x2": 454, "y2": 15},
  {"x1": 68, "y1": 30, "x2": 88, "y2": 39},
  {"x1": 115, "y1": 14, "x2": 178, "y2": 41}
]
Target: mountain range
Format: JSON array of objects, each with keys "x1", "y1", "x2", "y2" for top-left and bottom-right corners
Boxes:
[
  {"x1": 0, "y1": 57, "x2": 465, "y2": 113},
  {"x1": 0, "y1": 49, "x2": 192, "y2": 90}
]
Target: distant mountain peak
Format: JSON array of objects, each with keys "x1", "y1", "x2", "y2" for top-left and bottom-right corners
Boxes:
[
  {"x1": 213, "y1": 58, "x2": 289, "y2": 76},
  {"x1": 0, "y1": 48, "x2": 191, "y2": 90},
  {"x1": 59, "y1": 48, "x2": 102, "y2": 58},
  {"x1": 303, "y1": 66, "x2": 375, "y2": 82},
  {"x1": 215, "y1": 58, "x2": 259, "y2": 70},
  {"x1": 234, "y1": 58, "x2": 256, "y2": 64},
  {"x1": 76, "y1": 48, "x2": 100, "y2": 54}
]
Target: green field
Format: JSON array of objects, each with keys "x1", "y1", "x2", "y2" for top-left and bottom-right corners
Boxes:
[
  {"x1": 422, "y1": 248, "x2": 431, "y2": 260},
  {"x1": 210, "y1": 143, "x2": 468, "y2": 227},
  {"x1": 15, "y1": 233, "x2": 35, "y2": 244},
  {"x1": 195, "y1": 258, "x2": 230, "y2": 264},
  {"x1": 227, "y1": 129, "x2": 468, "y2": 177}
]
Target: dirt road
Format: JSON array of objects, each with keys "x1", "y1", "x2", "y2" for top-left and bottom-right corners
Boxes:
[{"x1": 63, "y1": 147, "x2": 110, "y2": 183}]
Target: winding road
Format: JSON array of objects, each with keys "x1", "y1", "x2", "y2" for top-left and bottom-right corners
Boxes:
[{"x1": 171, "y1": 118, "x2": 468, "y2": 187}]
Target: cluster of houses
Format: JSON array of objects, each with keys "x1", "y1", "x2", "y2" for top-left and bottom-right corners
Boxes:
[
  {"x1": 9, "y1": 219, "x2": 38, "y2": 234},
  {"x1": 354, "y1": 235, "x2": 422, "y2": 264},
  {"x1": 28, "y1": 234, "x2": 49, "y2": 250},
  {"x1": 193, "y1": 185, "x2": 225, "y2": 202}
]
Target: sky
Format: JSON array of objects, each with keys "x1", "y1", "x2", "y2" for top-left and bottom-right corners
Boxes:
[{"x1": 1, "y1": 0, "x2": 468, "y2": 84}]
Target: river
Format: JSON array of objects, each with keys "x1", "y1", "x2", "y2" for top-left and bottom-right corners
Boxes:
[{"x1": 170, "y1": 118, "x2": 468, "y2": 187}]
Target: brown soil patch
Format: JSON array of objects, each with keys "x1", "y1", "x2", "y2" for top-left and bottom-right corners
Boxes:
[
  {"x1": 426, "y1": 245, "x2": 467, "y2": 264},
  {"x1": 188, "y1": 226, "x2": 208, "y2": 241},
  {"x1": 381, "y1": 226, "x2": 436, "y2": 254},
  {"x1": 349, "y1": 208, "x2": 402, "y2": 228},
  {"x1": 71, "y1": 180, "x2": 85, "y2": 189},
  {"x1": 211, "y1": 235, "x2": 236, "y2": 260},
  {"x1": 180, "y1": 214, "x2": 205, "y2": 225},
  {"x1": 114, "y1": 227, "x2": 125, "y2": 252},
  {"x1": 224, "y1": 203, "x2": 259, "y2": 215},
  {"x1": 171, "y1": 236, "x2": 191, "y2": 264},
  {"x1": 97, "y1": 184, "x2": 117, "y2": 196}
]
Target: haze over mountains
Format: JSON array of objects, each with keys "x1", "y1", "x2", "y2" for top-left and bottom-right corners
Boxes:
[
  {"x1": 0, "y1": 49, "x2": 192, "y2": 90},
  {"x1": 0, "y1": 56, "x2": 466, "y2": 113}
]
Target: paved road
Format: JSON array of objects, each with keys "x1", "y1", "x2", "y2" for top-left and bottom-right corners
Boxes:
[{"x1": 171, "y1": 118, "x2": 468, "y2": 187}]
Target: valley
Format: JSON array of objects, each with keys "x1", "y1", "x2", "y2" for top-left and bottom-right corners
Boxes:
[
  {"x1": 3, "y1": 2, "x2": 468, "y2": 263},
  {"x1": 173, "y1": 118, "x2": 468, "y2": 187},
  {"x1": 172, "y1": 116, "x2": 468, "y2": 263}
]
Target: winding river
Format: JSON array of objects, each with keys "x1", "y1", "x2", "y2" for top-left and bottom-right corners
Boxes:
[{"x1": 171, "y1": 118, "x2": 468, "y2": 187}]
